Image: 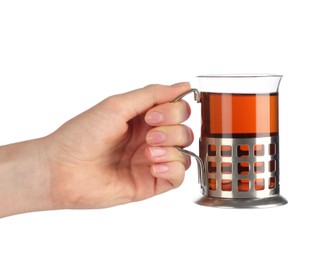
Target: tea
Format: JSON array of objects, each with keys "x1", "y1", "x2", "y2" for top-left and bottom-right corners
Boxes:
[
  {"x1": 201, "y1": 92, "x2": 279, "y2": 193},
  {"x1": 200, "y1": 92, "x2": 278, "y2": 138}
]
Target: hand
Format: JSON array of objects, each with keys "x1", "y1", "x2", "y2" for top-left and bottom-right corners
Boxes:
[{"x1": 0, "y1": 82, "x2": 192, "y2": 217}]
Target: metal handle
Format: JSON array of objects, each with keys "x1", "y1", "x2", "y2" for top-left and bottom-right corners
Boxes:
[
  {"x1": 173, "y1": 146, "x2": 205, "y2": 187},
  {"x1": 171, "y1": 88, "x2": 201, "y2": 103},
  {"x1": 171, "y1": 88, "x2": 205, "y2": 187}
]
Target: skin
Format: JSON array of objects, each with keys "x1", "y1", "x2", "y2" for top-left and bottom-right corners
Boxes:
[{"x1": 0, "y1": 82, "x2": 193, "y2": 218}]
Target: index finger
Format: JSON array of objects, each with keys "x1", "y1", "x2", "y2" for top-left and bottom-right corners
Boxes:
[{"x1": 111, "y1": 82, "x2": 191, "y2": 120}]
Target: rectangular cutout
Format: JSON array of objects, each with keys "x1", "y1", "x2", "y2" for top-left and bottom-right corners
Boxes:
[
  {"x1": 208, "y1": 144, "x2": 217, "y2": 156},
  {"x1": 221, "y1": 180, "x2": 232, "y2": 191},
  {"x1": 269, "y1": 177, "x2": 276, "y2": 189},
  {"x1": 254, "y1": 162, "x2": 265, "y2": 174},
  {"x1": 221, "y1": 145, "x2": 232, "y2": 157},
  {"x1": 269, "y1": 143, "x2": 276, "y2": 155},
  {"x1": 208, "y1": 161, "x2": 217, "y2": 173},
  {"x1": 221, "y1": 162, "x2": 232, "y2": 174},
  {"x1": 208, "y1": 178, "x2": 217, "y2": 190},
  {"x1": 238, "y1": 179, "x2": 250, "y2": 191},
  {"x1": 254, "y1": 179, "x2": 265, "y2": 191},
  {"x1": 269, "y1": 160, "x2": 276, "y2": 172},
  {"x1": 254, "y1": 144, "x2": 265, "y2": 156},
  {"x1": 237, "y1": 144, "x2": 249, "y2": 157},
  {"x1": 238, "y1": 162, "x2": 250, "y2": 174}
]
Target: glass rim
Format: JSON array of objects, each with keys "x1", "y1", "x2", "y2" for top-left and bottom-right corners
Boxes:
[{"x1": 197, "y1": 74, "x2": 283, "y2": 79}]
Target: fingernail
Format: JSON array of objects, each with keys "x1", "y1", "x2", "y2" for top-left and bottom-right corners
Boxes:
[
  {"x1": 145, "y1": 111, "x2": 164, "y2": 124},
  {"x1": 153, "y1": 164, "x2": 170, "y2": 173},
  {"x1": 149, "y1": 147, "x2": 166, "y2": 157},
  {"x1": 147, "y1": 131, "x2": 166, "y2": 144}
]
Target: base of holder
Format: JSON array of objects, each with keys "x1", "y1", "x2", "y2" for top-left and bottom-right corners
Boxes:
[{"x1": 195, "y1": 195, "x2": 288, "y2": 209}]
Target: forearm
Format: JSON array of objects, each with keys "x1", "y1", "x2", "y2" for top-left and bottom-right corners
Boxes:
[{"x1": 0, "y1": 138, "x2": 53, "y2": 218}]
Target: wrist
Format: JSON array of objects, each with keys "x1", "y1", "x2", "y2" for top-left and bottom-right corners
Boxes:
[{"x1": 0, "y1": 138, "x2": 53, "y2": 217}]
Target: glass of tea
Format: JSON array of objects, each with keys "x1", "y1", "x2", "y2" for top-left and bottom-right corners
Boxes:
[{"x1": 174, "y1": 74, "x2": 287, "y2": 208}]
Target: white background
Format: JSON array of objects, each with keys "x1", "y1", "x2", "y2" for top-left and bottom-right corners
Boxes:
[{"x1": 0, "y1": 0, "x2": 330, "y2": 259}]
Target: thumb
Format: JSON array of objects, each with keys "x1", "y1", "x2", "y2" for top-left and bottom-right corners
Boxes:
[{"x1": 111, "y1": 82, "x2": 191, "y2": 120}]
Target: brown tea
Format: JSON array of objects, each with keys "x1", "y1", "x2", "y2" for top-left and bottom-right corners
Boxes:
[{"x1": 200, "y1": 92, "x2": 278, "y2": 138}]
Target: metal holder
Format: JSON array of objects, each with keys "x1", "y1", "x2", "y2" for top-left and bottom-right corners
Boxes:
[{"x1": 172, "y1": 89, "x2": 287, "y2": 208}]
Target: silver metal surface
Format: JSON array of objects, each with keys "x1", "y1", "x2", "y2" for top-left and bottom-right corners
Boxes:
[
  {"x1": 200, "y1": 136, "x2": 281, "y2": 199},
  {"x1": 171, "y1": 88, "x2": 201, "y2": 103},
  {"x1": 195, "y1": 195, "x2": 288, "y2": 208}
]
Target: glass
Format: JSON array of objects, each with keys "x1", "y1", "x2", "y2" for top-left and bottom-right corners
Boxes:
[
  {"x1": 174, "y1": 74, "x2": 287, "y2": 208},
  {"x1": 198, "y1": 75, "x2": 280, "y2": 138}
]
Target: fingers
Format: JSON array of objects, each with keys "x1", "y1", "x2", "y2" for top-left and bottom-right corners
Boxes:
[
  {"x1": 141, "y1": 84, "x2": 193, "y2": 192},
  {"x1": 144, "y1": 125, "x2": 193, "y2": 192},
  {"x1": 151, "y1": 161, "x2": 186, "y2": 191},
  {"x1": 144, "y1": 146, "x2": 191, "y2": 170},
  {"x1": 146, "y1": 125, "x2": 194, "y2": 147},
  {"x1": 145, "y1": 100, "x2": 191, "y2": 126}
]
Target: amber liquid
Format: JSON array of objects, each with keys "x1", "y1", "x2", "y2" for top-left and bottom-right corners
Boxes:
[
  {"x1": 201, "y1": 92, "x2": 278, "y2": 138},
  {"x1": 201, "y1": 92, "x2": 278, "y2": 192}
]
